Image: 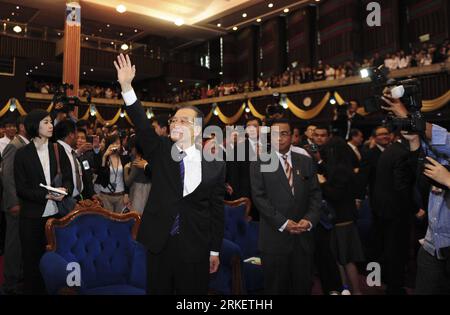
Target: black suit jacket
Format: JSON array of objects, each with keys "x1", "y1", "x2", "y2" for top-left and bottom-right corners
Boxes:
[
  {"x1": 14, "y1": 141, "x2": 73, "y2": 218},
  {"x1": 373, "y1": 141, "x2": 420, "y2": 220},
  {"x1": 126, "y1": 100, "x2": 225, "y2": 262},
  {"x1": 357, "y1": 145, "x2": 383, "y2": 208},
  {"x1": 225, "y1": 138, "x2": 257, "y2": 200},
  {"x1": 57, "y1": 143, "x2": 96, "y2": 200},
  {"x1": 250, "y1": 152, "x2": 322, "y2": 255}
]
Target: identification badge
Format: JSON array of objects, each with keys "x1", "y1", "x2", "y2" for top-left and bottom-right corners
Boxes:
[{"x1": 82, "y1": 160, "x2": 90, "y2": 170}]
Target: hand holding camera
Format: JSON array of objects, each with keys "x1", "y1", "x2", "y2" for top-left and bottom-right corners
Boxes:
[{"x1": 423, "y1": 156, "x2": 450, "y2": 190}]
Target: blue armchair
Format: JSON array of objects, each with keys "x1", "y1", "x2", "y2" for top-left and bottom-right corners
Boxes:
[
  {"x1": 222, "y1": 198, "x2": 264, "y2": 294},
  {"x1": 40, "y1": 200, "x2": 146, "y2": 295}
]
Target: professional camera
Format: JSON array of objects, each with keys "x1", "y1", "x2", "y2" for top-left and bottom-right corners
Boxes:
[
  {"x1": 52, "y1": 83, "x2": 80, "y2": 112},
  {"x1": 361, "y1": 65, "x2": 425, "y2": 133}
]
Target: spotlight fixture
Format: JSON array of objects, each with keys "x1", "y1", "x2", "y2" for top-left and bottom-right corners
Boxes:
[
  {"x1": 217, "y1": 23, "x2": 221, "y2": 27},
  {"x1": 174, "y1": 18, "x2": 184, "y2": 26},
  {"x1": 284, "y1": 8, "x2": 290, "y2": 13},
  {"x1": 116, "y1": 4, "x2": 127, "y2": 13},
  {"x1": 107, "y1": 24, "x2": 110, "y2": 28},
  {"x1": 245, "y1": 106, "x2": 251, "y2": 113},
  {"x1": 268, "y1": 3, "x2": 274, "y2": 8},
  {"x1": 121, "y1": 43, "x2": 129, "y2": 50},
  {"x1": 329, "y1": 98, "x2": 337, "y2": 105},
  {"x1": 242, "y1": 13, "x2": 247, "y2": 18},
  {"x1": 16, "y1": 6, "x2": 20, "y2": 9},
  {"x1": 13, "y1": 25, "x2": 22, "y2": 33},
  {"x1": 120, "y1": 110, "x2": 125, "y2": 118},
  {"x1": 256, "y1": 18, "x2": 262, "y2": 22},
  {"x1": 90, "y1": 68, "x2": 94, "y2": 72},
  {"x1": 40, "y1": 62, "x2": 44, "y2": 66},
  {"x1": 111, "y1": 41, "x2": 115, "y2": 45},
  {"x1": 179, "y1": 79, "x2": 183, "y2": 83},
  {"x1": 134, "y1": 29, "x2": 138, "y2": 33},
  {"x1": 232, "y1": 26, "x2": 238, "y2": 31}
]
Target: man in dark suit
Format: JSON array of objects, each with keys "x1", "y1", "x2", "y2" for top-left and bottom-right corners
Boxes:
[
  {"x1": 1, "y1": 116, "x2": 28, "y2": 294},
  {"x1": 250, "y1": 118, "x2": 322, "y2": 294},
  {"x1": 114, "y1": 54, "x2": 225, "y2": 295},
  {"x1": 347, "y1": 128, "x2": 364, "y2": 169},
  {"x1": 357, "y1": 126, "x2": 391, "y2": 260},
  {"x1": 54, "y1": 120, "x2": 97, "y2": 201},
  {"x1": 373, "y1": 131, "x2": 422, "y2": 294},
  {"x1": 224, "y1": 117, "x2": 261, "y2": 220}
]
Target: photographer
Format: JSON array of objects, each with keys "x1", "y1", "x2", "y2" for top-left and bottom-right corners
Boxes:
[
  {"x1": 97, "y1": 134, "x2": 131, "y2": 213},
  {"x1": 382, "y1": 96, "x2": 450, "y2": 294}
]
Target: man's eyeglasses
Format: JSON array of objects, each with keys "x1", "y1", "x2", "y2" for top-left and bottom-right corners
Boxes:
[
  {"x1": 272, "y1": 131, "x2": 291, "y2": 138},
  {"x1": 168, "y1": 117, "x2": 194, "y2": 125},
  {"x1": 375, "y1": 132, "x2": 390, "y2": 137}
]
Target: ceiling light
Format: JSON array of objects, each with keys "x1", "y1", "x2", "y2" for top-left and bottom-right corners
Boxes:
[
  {"x1": 111, "y1": 41, "x2": 114, "y2": 45},
  {"x1": 256, "y1": 18, "x2": 262, "y2": 22},
  {"x1": 179, "y1": 79, "x2": 183, "y2": 83},
  {"x1": 174, "y1": 18, "x2": 184, "y2": 26},
  {"x1": 268, "y1": 3, "x2": 274, "y2": 8},
  {"x1": 219, "y1": 71, "x2": 223, "y2": 75},
  {"x1": 116, "y1": 4, "x2": 127, "y2": 13},
  {"x1": 217, "y1": 23, "x2": 221, "y2": 27},
  {"x1": 85, "y1": 37, "x2": 88, "y2": 40},
  {"x1": 34, "y1": 66, "x2": 38, "y2": 69},
  {"x1": 26, "y1": 72, "x2": 28, "y2": 75},
  {"x1": 284, "y1": 8, "x2": 290, "y2": 13},
  {"x1": 233, "y1": 26, "x2": 238, "y2": 31},
  {"x1": 16, "y1": 6, "x2": 20, "y2": 10},
  {"x1": 13, "y1": 25, "x2": 22, "y2": 33},
  {"x1": 99, "y1": 29, "x2": 102, "y2": 32},
  {"x1": 57, "y1": 32, "x2": 61, "y2": 36},
  {"x1": 29, "y1": 69, "x2": 33, "y2": 73},
  {"x1": 134, "y1": 29, "x2": 138, "y2": 33},
  {"x1": 40, "y1": 62, "x2": 44, "y2": 66},
  {"x1": 83, "y1": 72, "x2": 86, "y2": 75},
  {"x1": 242, "y1": 13, "x2": 247, "y2": 18},
  {"x1": 121, "y1": 43, "x2": 129, "y2": 50},
  {"x1": 90, "y1": 68, "x2": 94, "y2": 72},
  {"x1": 6, "y1": 18, "x2": 10, "y2": 22},
  {"x1": 11, "y1": 12, "x2": 15, "y2": 16},
  {"x1": 107, "y1": 24, "x2": 110, "y2": 28},
  {"x1": 119, "y1": 32, "x2": 123, "y2": 36}
]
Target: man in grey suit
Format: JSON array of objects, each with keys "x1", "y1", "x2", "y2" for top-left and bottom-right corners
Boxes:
[
  {"x1": 250, "y1": 118, "x2": 322, "y2": 294},
  {"x1": 1, "y1": 116, "x2": 28, "y2": 294}
]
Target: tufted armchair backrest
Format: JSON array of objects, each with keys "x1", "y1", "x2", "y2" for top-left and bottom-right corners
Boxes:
[{"x1": 44, "y1": 201, "x2": 141, "y2": 290}]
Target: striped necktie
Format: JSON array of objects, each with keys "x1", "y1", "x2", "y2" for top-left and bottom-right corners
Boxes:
[
  {"x1": 170, "y1": 151, "x2": 186, "y2": 235},
  {"x1": 282, "y1": 154, "x2": 294, "y2": 195}
]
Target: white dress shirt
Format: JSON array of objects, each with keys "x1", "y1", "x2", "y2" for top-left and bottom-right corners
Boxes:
[
  {"x1": 177, "y1": 144, "x2": 202, "y2": 197},
  {"x1": 274, "y1": 150, "x2": 313, "y2": 233},
  {"x1": 57, "y1": 140, "x2": 83, "y2": 197},
  {"x1": 122, "y1": 89, "x2": 218, "y2": 256},
  {"x1": 34, "y1": 140, "x2": 59, "y2": 217},
  {"x1": 347, "y1": 142, "x2": 361, "y2": 161},
  {"x1": 0, "y1": 136, "x2": 11, "y2": 156},
  {"x1": 18, "y1": 135, "x2": 30, "y2": 145}
]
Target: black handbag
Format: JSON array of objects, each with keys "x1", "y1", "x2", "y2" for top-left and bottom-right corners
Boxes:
[{"x1": 52, "y1": 143, "x2": 77, "y2": 216}]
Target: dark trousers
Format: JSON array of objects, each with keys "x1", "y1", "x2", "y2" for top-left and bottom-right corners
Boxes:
[
  {"x1": 146, "y1": 235, "x2": 209, "y2": 295},
  {"x1": 368, "y1": 212, "x2": 384, "y2": 262},
  {"x1": 0, "y1": 211, "x2": 5, "y2": 255},
  {"x1": 261, "y1": 239, "x2": 314, "y2": 295},
  {"x1": 382, "y1": 217, "x2": 411, "y2": 294},
  {"x1": 19, "y1": 216, "x2": 51, "y2": 295},
  {"x1": 415, "y1": 247, "x2": 450, "y2": 295},
  {"x1": 3, "y1": 211, "x2": 23, "y2": 293},
  {"x1": 314, "y1": 225, "x2": 342, "y2": 294}
]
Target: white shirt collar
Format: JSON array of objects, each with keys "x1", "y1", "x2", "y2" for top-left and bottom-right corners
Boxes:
[
  {"x1": 18, "y1": 135, "x2": 30, "y2": 145},
  {"x1": 376, "y1": 144, "x2": 386, "y2": 152},
  {"x1": 348, "y1": 142, "x2": 357, "y2": 150},
  {"x1": 275, "y1": 149, "x2": 292, "y2": 160},
  {"x1": 176, "y1": 144, "x2": 201, "y2": 161},
  {"x1": 57, "y1": 140, "x2": 73, "y2": 152}
]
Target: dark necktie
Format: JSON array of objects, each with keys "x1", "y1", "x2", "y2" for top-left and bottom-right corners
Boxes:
[
  {"x1": 170, "y1": 151, "x2": 186, "y2": 235},
  {"x1": 71, "y1": 150, "x2": 82, "y2": 194}
]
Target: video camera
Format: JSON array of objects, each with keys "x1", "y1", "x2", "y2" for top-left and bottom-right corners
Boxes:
[
  {"x1": 52, "y1": 83, "x2": 80, "y2": 113},
  {"x1": 361, "y1": 65, "x2": 425, "y2": 134}
]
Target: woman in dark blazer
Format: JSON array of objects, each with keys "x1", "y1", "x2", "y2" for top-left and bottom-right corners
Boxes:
[{"x1": 14, "y1": 110, "x2": 73, "y2": 294}]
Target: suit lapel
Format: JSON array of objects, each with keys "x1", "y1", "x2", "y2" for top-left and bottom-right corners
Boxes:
[
  {"x1": 291, "y1": 154, "x2": 306, "y2": 201},
  {"x1": 30, "y1": 142, "x2": 46, "y2": 183},
  {"x1": 275, "y1": 156, "x2": 294, "y2": 198}
]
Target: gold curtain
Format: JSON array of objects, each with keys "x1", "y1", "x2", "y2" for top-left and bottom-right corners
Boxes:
[
  {"x1": 422, "y1": 90, "x2": 450, "y2": 112},
  {"x1": 286, "y1": 92, "x2": 331, "y2": 120},
  {"x1": 216, "y1": 104, "x2": 246, "y2": 125},
  {"x1": 248, "y1": 100, "x2": 265, "y2": 119}
]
